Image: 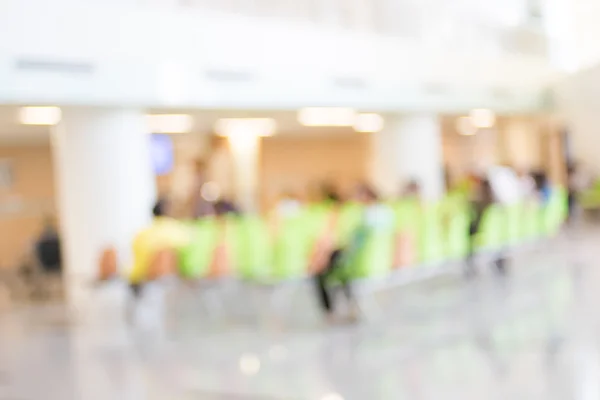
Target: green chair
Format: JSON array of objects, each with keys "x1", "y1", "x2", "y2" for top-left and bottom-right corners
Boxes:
[
  {"x1": 301, "y1": 205, "x2": 332, "y2": 244},
  {"x1": 350, "y1": 227, "x2": 395, "y2": 278},
  {"x1": 505, "y1": 204, "x2": 524, "y2": 245},
  {"x1": 272, "y1": 216, "x2": 312, "y2": 279},
  {"x1": 580, "y1": 181, "x2": 600, "y2": 211},
  {"x1": 544, "y1": 188, "x2": 568, "y2": 235},
  {"x1": 178, "y1": 220, "x2": 220, "y2": 279},
  {"x1": 445, "y1": 208, "x2": 470, "y2": 260},
  {"x1": 474, "y1": 205, "x2": 505, "y2": 250},
  {"x1": 418, "y1": 204, "x2": 446, "y2": 264},
  {"x1": 335, "y1": 202, "x2": 364, "y2": 246},
  {"x1": 393, "y1": 200, "x2": 421, "y2": 231},
  {"x1": 521, "y1": 203, "x2": 543, "y2": 239},
  {"x1": 232, "y1": 217, "x2": 272, "y2": 281}
]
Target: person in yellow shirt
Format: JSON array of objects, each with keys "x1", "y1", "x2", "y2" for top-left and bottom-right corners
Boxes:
[{"x1": 128, "y1": 199, "x2": 190, "y2": 298}]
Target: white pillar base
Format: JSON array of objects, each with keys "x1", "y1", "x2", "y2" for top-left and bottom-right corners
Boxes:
[{"x1": 52, "y1": 108, "x2": 157, "y2": 311}]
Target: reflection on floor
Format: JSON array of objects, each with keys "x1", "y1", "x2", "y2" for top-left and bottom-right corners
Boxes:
[{"x1": 0, "y1": 229, "x2": 598, "y2": 400}]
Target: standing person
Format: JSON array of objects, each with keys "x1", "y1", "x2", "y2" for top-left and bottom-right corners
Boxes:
[{"x1": 466, "y1": 178, "x2": 507, "y2": 276}]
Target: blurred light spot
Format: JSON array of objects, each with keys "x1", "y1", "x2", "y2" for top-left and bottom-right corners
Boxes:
[
  {"x1": 215, "y1": 118, "x2": 276, "y2": 137},
  {"x1": 353, "y1": 113, "x2": 384, "y2": 133},
  {"x1": 268, "y1": 345, "x2": 288, "y2": 361},
  {"x1": 469, "y1": 109, "x2": 496, "y2": 128},
  {"x1": 239, "y1": 353, "x2": 261, "y2": 376},
  {"x1": 321, "y1": 393, "x2": 344, "y2": 400},
  {"x1": 200, "y1": 181, "x2": 220, "y2": 202},
  {"x1": 19, "y1": 106, "x2": 61, "y2": 125},
  {"x1": 146, "y1": 114, "x2": 193, "y2": 134},
  {"x1": 456, "y1": 116, "x2": 477, "y2": 136},
  {"x1": 298, "y1": 107, "x2": 356, "y2": 127}
]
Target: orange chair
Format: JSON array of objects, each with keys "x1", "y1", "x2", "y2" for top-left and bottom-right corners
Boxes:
[
  {"x1": 207, "y1": 219, "x2": 233, "y2": 278},
  {"x1": 98, "y1": 247, "x2": 118, "y2": 281},
  {"x1": 393, "y1": 232, "x2": 416, "y2": 268},
  {"x1": 147, "y1": 248, "x2": 178, "y2": 281}
]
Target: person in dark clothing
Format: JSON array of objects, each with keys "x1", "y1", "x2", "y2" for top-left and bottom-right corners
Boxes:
[
  {"x1": 314, "y1": 248, "x2": 350, "y2": 317},
  {"x1": 532, "y1": 170, "x2": 552, "y2": 206},
  {"x1": 34, "y1": 217, "x2": 62, "y2": 274},
  {"x1": 320, "y1": 182, "x2": 343, "y2": 204},
  {"x1": 21, "y1": 217, "x2": 63, "y2": 299},
  {"x1": 567, "y1": 164, "x2": 577, "y2": 220},
  {"x1": 214, "y1": 199, "x2": 241, "y2": 216}
]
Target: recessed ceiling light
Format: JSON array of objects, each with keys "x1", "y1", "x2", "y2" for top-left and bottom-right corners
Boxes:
[
  {"x1": 469, "y1": 109, "x2": 496, "y2": 128},
  {"x1": 214, "y1": 118, "x2": 276, "y2": 137},
  {"x1": 19, "y1": 106, "x2": 62, "y2": 125},
  {"x1": 146, "y1": 114, "x2": 193, "y2": 134},
  {"x1": 353, "y1": 113, "x2": 384, "y2": 133},
  {"x1": 298, "y1": 107, "x2": 356, "y2": 127}
]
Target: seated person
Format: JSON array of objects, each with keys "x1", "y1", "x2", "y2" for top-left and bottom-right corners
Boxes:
[
  {"x1": 312, "y1": 184, "x2": 392, "y2": 322},
  {"x1": 35, "y1": 217, "x2": 62, "y2": 274},
  {"x1": 532, "y1": 171, "x2": 553, "y2": 206}
]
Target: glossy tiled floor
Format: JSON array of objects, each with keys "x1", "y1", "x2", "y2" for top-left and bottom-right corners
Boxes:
[{"x1": 1, "y1": 229, "x2": 599, "y2": 399}]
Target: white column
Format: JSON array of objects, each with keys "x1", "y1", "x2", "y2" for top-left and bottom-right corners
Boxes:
[
  {"x1": 371, "y1": 114, "x2": 444, "y2": 200},
  {"x1": 228, "y1": 134, "x2": 260, "y2": 213},
  {"x1": 170, "y1": 133, "x2": 211, "y2": 204},
  {"x1": 52, "y1": 108, "x2": 156, "y2": 308}
]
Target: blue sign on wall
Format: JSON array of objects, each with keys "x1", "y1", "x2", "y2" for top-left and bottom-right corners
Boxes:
[{"x1": 151, "y1": 134, "x2": 174, "y2": 176}]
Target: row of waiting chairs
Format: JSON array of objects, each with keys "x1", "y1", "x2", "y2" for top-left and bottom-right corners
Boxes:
[{"x1": 174, "y1": 189, "x2": 568, "y2": 283}]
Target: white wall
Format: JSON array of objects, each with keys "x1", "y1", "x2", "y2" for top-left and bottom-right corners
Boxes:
[
  {"x1": 544, "y1": 0, "x2": 600, "y2": 72},
  {"x1": 556, "y1": 66, "x2": 600, "y2": 172},
  {"x1": 0, "y1": 0, "x2": 557, "y2": 111}
]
